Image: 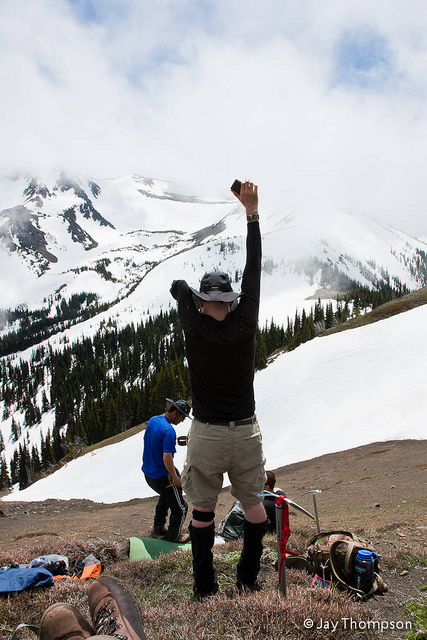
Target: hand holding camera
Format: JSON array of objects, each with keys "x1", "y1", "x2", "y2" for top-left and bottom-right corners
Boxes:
[{"x1": 231, "y1": 179, "x2": 259, "y2": 219}]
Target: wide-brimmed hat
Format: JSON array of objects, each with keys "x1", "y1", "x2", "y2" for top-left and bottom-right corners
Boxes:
[
  {"x1": 166, "y1": 398, "x2": 192, "y2": 418},
  {"x1": 190, "y1": 272, "x2": 241, "y2": 303}
]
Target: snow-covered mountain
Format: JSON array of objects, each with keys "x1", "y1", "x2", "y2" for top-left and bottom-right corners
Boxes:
[
  {"x1": 2, "y1": 300, "x2": 426, "y2": 503},
  {"x1": 1, "y1": 173, "x2": 427, "y2": 332},
  {"x1": 0, "y1": 174, "x2": 234, "y2": 315}
]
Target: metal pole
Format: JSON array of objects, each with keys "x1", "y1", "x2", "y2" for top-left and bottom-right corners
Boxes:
[
  {"x1": 302, "y1": 490, "x2": 322, "y2": 533},
  {"x1": 275, "y1": 502, "x2": 286, "y2": 597},
  {"x1": 312, "y1": 494, "x2": 320, "y2": 533}
]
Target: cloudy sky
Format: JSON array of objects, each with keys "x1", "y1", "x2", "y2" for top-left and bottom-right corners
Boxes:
[{"x1": 2, "y1": 0, "x2": 427, "y2": 235}]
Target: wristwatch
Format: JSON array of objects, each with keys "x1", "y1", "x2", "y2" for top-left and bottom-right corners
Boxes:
[{"x1": 247, "y1": 213, "x2": 259, "y2": 223}]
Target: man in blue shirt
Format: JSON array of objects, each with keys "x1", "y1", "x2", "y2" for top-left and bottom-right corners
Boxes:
[{"x1": 142, "y1": 398, "x2": 191, "y2": 542}]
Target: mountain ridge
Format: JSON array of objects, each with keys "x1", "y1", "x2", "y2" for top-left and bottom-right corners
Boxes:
[{"x1": 1, "y1": 172, "x2": 427, "y2": 333}]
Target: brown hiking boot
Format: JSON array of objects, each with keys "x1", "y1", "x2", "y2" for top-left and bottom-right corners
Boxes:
[
  {"x1": 236, "y1": 579, "x2": 262, "y2": 594},
  {"x1": 176, "y1": 533, "x2": 190, "y2": 543},
  {"x1": 161, "y1": 532, "x2": 190, "y2": 543},
  {"x1": 40, "y1": 603, "x2": 93, "y2": 640},
  {"x1": 150, "y1": 524, "x2": 167, "y2": 538},
  {"x1": 88, "y1": 575, "x2": 147, "y2": 640}
]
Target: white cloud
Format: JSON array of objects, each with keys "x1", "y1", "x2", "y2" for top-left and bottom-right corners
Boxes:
[{"x1": 1, "y1": 0, "x2": 426, "y2": 235}]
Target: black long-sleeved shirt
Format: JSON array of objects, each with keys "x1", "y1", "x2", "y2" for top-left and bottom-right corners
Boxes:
[{"x1": 170, "y1": 221, "x2": 261, "y2": 422}]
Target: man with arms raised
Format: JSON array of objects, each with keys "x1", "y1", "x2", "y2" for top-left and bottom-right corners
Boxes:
[{"x1": 171, "y1": 180, "x2": 267, "y2": 597}]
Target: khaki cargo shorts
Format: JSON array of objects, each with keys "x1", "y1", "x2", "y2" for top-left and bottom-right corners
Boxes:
[{"x1": 181, "y1": 416, "x2": 266, "y2": 508}]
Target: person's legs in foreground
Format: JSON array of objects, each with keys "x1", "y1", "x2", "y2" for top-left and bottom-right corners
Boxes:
[
  {"x1": 151, "y1": 493, "x2": 168, "y2": 537},
  {"x1": 163, "y1": 482, "x2": 188, "y2": 542},
  {"x1": 184, "y1": 420, "x2": 267, "y2": 597},
  {"x1": 236, "y1": 502, "x2": 267, "y2": 591},
  {"x1": 190, "y1": 501, "x2": 267, "y2": 596},
  {"x1": 189, "y1": 489, "x2": 267, "y2": 597},
  {"x1": 145, "y1": 473, "x2": 188, "y2": 542},
  {"x1": 230, "y1": 420, "x2": 268, "y2": 592},
  {"x1": 39, "y1": 603, "x2": 93, "y2": 640},
  {"x1": 189, "y1": 503, "x2": 219, "y2": 598},
  {"x1": 183, "y1": 421, "x2": 222, "y2": 598},
  {"x1": 39, "y1": 575, "x2": 147, "y2": 640}
]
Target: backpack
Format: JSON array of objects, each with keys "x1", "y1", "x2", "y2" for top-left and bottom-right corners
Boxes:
[
  {"x1": 28, "y1": 554, "x2": 69, "y2": 576},
  {"x1": 304, "y1": 530, "x2": 387, "y2": 598},
  {"x1": 218, "y1": 501, "x2": 245, "y2": 541}
]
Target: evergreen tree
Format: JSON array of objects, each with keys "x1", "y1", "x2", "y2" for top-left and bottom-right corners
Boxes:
[
  {"x1": 52, "y1": 425, "x2": 66, "y2": 462},
  {"x1": 314, "y1": 299, "x2": 324, "y2": 324},
  {"x1": 30, "y1": 445, "x2": 42, "y2": 477},
  {"x1": 10, "y1": 417, "x2": 21, "y2": 442},
  {"x1": 255, "y1": 328, "x2": 268, "y2": 369},
  {"x1": 325, "y1": 302, "x2": 335, "y2": 329},
  {"x1": 41, "y1": 431, "x2": 56, "y2": 467},
  {"x1": 0, "y1": 454, "x2": 11, "y2": 490},
  {"x1": 42, "y1": 391, "x2": 50, "y2": 412},
  {"x1": 10, "y1": 450, "x2": 19, "y2": 485},
  {"x1": 17, "y1": 443, "x2": 30, "y2": 489},
  {"x1": 300, "y1": 310, "x2": 315, "y2": 343},
  {"x1": 24, "y1": 400, "x2": 41, "y2": 426}
]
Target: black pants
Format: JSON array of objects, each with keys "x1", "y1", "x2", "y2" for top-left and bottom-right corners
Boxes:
[{"x1": 144, "y1": 471, "x2": 188, "y2": 542}]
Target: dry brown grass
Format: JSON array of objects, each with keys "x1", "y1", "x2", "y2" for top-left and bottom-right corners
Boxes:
[
  {"x1": 138, "y1": 587, "x2": 372, "y2": 640},
  {"x1": 1, "y1": 439, "x2": 426, "y2": 639},
  {"x1": 1, "y1": 532, "x2": 421, "y2": 640}
]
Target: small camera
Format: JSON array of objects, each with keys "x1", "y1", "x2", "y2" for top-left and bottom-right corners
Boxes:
[{"x1": 231, "y1": 179, "x2": 241, "y2": 194}]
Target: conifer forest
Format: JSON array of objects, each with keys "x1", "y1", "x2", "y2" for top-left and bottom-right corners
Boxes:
[{"x1": 0, "y1": 275, "x2": 408, "y2": 491}]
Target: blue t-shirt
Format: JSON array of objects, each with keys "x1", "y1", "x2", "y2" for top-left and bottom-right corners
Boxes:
[{"x1": 141, "y1": 414, "x2": 176, "y2": 479}]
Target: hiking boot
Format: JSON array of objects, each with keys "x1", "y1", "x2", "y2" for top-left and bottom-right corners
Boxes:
[
  {"x1": 236, "y1": 579, "x2": 262, "y2": 594},
  {"x1": 192, "y1": 581, "x2": 219, "y2": 601},
  {"x1": 175, "y1": 533, "x2": 191, "y2": 544},
  {"x1": 40, "y1": 603, "x2": 93, "y2": 640},
  {"x1": 150, "y1": 524, "x2": 167, "y2": 539},
  {"x1": 160, "y1": 531, "x2": 190, "y2": 543},
  {"x1": 178, "y1": 533, "x2": 190, "y2": 543},
  {"x1": 88, "y1": 576, "x2": 147, "y2": 640}
]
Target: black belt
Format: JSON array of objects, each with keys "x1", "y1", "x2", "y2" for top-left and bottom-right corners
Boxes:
[{"x1": 199, "y1": 417, "x2": 255, "y2": 427}]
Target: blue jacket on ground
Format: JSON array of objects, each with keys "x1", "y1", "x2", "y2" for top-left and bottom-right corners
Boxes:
[{"x1": 0, "y1": 567, "x2": 54, "y2": 592}]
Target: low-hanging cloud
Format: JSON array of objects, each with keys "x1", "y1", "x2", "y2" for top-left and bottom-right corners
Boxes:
[{"x1": 1, "y1": 0, "x2": 426, "y2": 235}]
